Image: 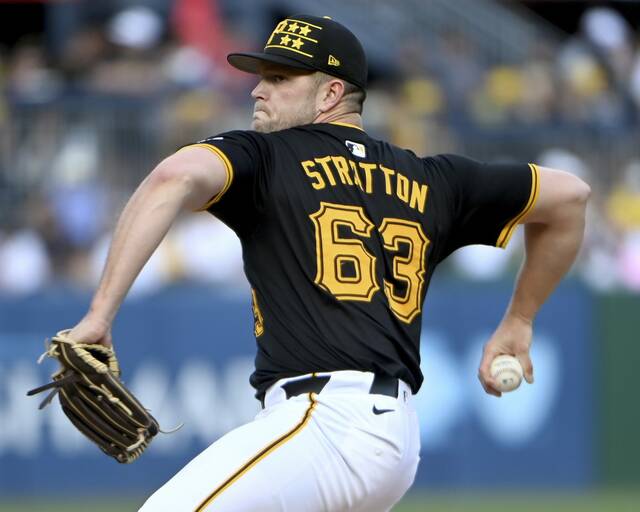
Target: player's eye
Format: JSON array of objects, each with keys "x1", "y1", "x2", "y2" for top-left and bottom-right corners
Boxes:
[{"x1": 268, "y1": 75, "x2": 285, "y2": 83}]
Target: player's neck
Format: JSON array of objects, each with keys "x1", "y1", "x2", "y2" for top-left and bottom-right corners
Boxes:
[{"x1": 314, "y1": 111, "x2": 363, "y2": 129}]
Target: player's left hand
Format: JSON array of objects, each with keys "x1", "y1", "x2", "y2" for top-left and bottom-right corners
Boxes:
[
  {"x1": 28, "y1": 330, "x2": 158, "y2": 463},
  {"x1": 67, "y1": 315, "x2": 113, "y2": 348},
  {"x1": 477, "y1": 313, "x2": 534, "y2": 397}
]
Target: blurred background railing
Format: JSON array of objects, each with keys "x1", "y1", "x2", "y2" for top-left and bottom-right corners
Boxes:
[{"x1": 2, "y1": 0, "x2": 640, "y2": 295}]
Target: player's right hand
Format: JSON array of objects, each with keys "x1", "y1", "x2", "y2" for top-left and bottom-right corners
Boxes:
[{"x1": 477, "y1": 313, "x2": 534, "y2": 397}]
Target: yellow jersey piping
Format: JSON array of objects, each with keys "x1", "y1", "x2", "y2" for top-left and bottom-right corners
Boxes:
[
  {"x1": 329, "y1": 121, "x2": 365, "y2": 131},
  {"x1": 183, "y1": 144, "x2": 234, "y2": 211},
  {"x1": 496, "y1": 163, "x2": 540, "y2": 248}
]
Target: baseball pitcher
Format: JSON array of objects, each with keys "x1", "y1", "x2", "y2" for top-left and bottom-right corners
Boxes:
[{"x1": 57, "y1": 15, "x2": 589, "y2": 511}]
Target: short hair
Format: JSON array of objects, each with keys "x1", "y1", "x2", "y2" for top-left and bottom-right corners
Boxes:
[
  {"x1": 315, "y1": 72, "x2": 365, "y2": 114},
  {"x1": 342, "y1": 81, "x2": 366, "y2": 115}
]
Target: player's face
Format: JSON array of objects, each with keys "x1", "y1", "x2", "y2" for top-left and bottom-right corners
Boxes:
[{"x1": 251, "y1": 63, "x2": 320, "y2": 133}]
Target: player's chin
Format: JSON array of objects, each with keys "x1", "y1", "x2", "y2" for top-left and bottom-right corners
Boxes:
[
  {"x1": 251, "y1": 119, "x2": 270, "y2": 133},
  {"x1": 251, "y1": 112, "x2": 273, "y2": 133}
]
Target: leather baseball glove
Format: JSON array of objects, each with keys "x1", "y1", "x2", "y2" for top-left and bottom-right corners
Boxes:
[{"x1": 27, "y1": 330, "x2": 159, "y2": 463}]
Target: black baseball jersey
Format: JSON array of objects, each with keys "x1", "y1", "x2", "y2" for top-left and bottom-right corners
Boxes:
[{"x1": 189, "y1": 122, "x2": 539, "y2": 399}]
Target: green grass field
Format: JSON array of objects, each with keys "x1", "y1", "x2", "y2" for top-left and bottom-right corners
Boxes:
[{"x1": 1, "y1": 489, "x2": 639, "y2": 512}]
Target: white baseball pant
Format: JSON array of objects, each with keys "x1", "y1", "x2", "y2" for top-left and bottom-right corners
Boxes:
[{"x1": 139, "y1": 370, "x2": 421, "y2": 511}]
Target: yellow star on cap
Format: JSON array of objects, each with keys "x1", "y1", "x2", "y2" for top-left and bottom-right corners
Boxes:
[
  {"x1": 298, "y1": 25, "x2": 312, "y2": 37},
  {"x1": 280, "y1": 34, "x2": 292, "y2": 45},
  {"x1": 291, "y1": 38, "x2": 304, "y2": 50},
  {"x1": 288, "y1": 22, "x2": 299, "y2": 33}
]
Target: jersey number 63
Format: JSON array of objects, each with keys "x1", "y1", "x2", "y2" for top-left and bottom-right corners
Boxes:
[{"x1": 310, "y1": 202, "x2": 430, "y2": 324}]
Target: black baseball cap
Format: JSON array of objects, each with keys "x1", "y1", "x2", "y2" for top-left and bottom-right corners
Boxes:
[{"x1": 227, "y1": 14, "x2": 368, "y2": 90}]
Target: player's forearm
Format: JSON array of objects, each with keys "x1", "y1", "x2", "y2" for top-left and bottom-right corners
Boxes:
[
  {"x1": 506, "y1": 201, "x2": 587, "y2": 324},
  {"x1": 88, "y1": 172, "x2": 194, "y2": 323}
]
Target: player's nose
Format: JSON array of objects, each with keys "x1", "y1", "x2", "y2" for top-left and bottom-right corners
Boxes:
[{"x1": 251, "y1": 80, "x2": 268, "y2": 101}]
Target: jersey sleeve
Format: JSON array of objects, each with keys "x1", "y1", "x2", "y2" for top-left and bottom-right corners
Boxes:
[
  {"x1": 184, "y1": 130, "x2": 272, "y2": 234},
  {"x1": 433, "y1": 154, "x2": 540, "y2": 257}
]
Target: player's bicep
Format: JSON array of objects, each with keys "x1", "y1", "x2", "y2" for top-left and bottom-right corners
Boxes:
[
  {"x1": 519, "y1": 166, "x2": 591, "y2": 226},
  {"x1": 434, "y1": 155, "x2": 536, "y2": 251},
  {"x1": 153, "y1": 145, "x2": 231, "y2": 212}
]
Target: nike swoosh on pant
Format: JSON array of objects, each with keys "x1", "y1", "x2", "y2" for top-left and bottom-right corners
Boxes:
[{"x1": 372, "y1": 405, "x2": 395, "y2": 415}]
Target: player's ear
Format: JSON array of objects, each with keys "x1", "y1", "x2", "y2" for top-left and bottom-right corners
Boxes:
[{"x1": 317, "y1": 78, "x2": 345, "y2": 113}]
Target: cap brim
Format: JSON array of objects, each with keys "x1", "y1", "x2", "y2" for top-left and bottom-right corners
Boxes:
[{"x1": 227, "y1": 52, "x2": 316, "y2": 74}]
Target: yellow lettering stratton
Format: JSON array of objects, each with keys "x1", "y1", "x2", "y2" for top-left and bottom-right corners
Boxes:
[{"x1": 300, "y1": 156, "x2": 429, "y2": 214}]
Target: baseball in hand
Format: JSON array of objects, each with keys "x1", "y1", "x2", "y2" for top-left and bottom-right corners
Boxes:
[{"x1": 490, "y1": 355, "x2": 523, "y2": 392}]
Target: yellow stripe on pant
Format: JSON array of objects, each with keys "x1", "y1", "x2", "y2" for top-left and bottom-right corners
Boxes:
[{"x1": 195, "y1": 393, "x2": 318, "y2": 511}]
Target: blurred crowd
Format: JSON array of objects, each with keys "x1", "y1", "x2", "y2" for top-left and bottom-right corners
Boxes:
[{"x1": 1, "y1": 1, "x2": 640, "y2": 296}]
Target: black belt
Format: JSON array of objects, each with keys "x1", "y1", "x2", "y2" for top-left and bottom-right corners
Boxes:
[{"x1": 281, "y1": 374, "x2": 399, "y2": 400}]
